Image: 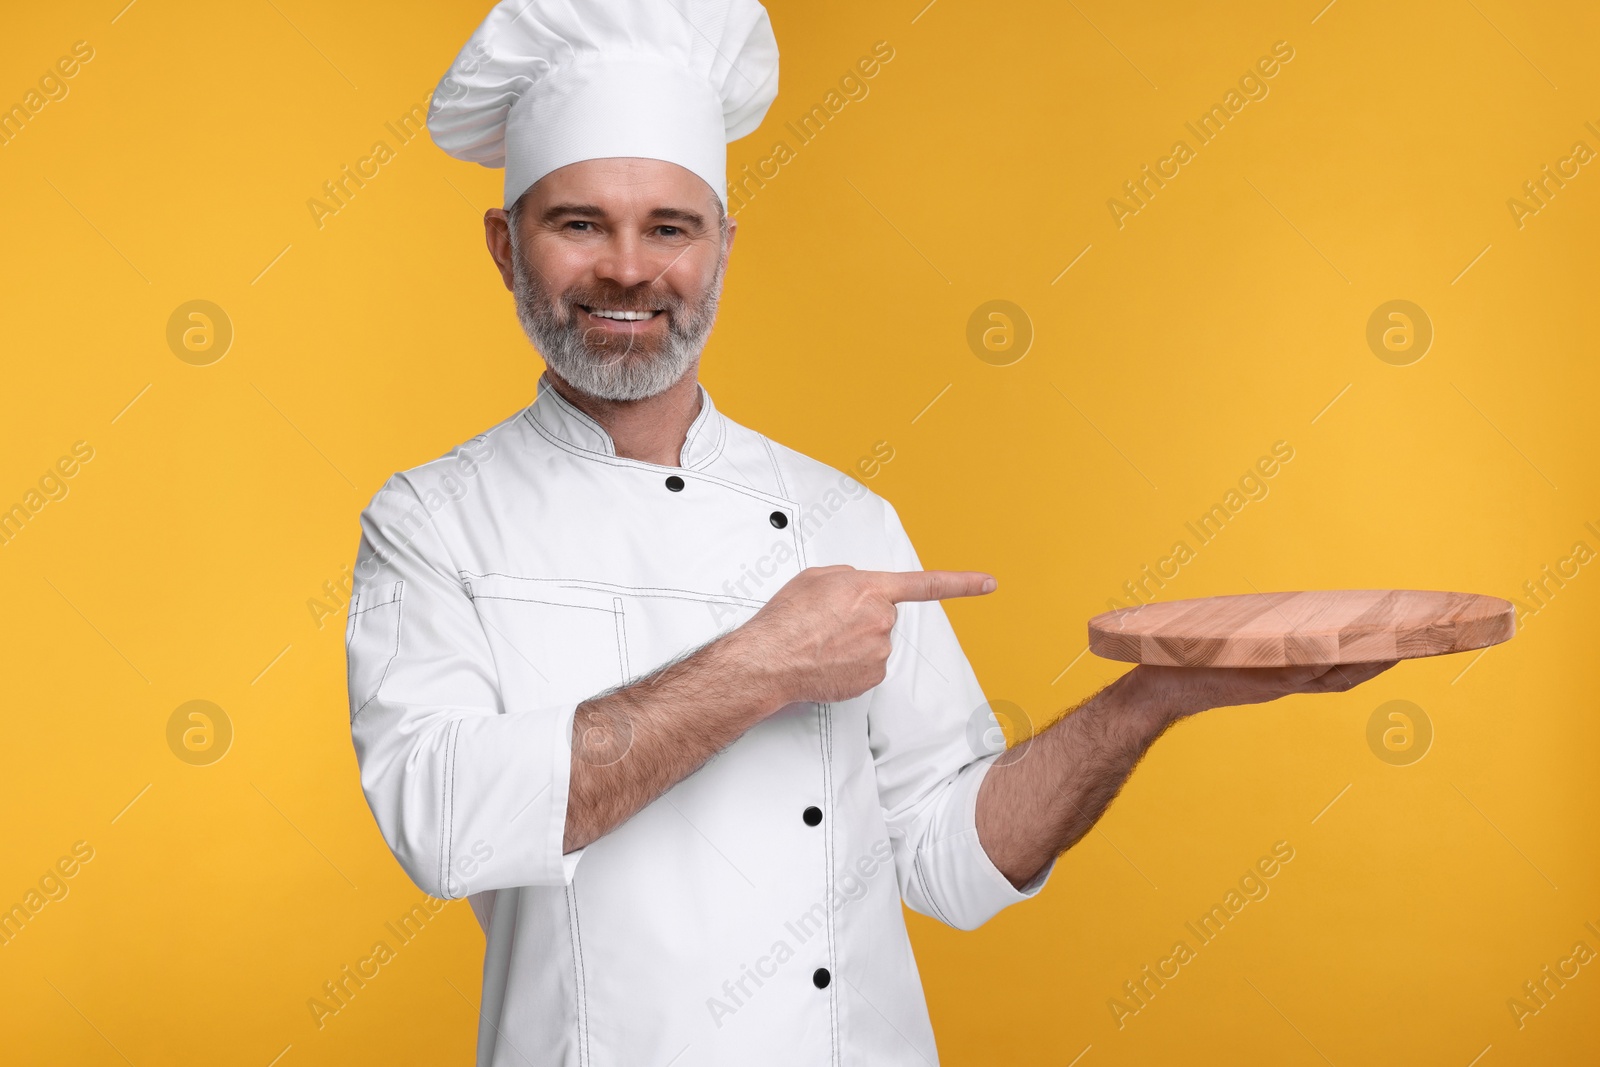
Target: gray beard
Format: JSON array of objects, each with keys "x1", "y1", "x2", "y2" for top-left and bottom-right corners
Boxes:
[{"x1": 510, "y1": 243, "x2": 724, "y2": 402}]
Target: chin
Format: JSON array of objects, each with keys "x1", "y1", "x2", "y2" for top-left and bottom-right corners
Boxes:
[
  {"x1": 580, "y1": 342, "x2": 668, "y2": 364},
  {"x1": 545, "y1": 351, "x2": 697, "y2": 404}
]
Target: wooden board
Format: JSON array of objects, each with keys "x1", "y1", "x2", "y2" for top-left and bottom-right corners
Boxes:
[{"x1": 1088, "y1": 589, "x2": 1515, "y2": 667}]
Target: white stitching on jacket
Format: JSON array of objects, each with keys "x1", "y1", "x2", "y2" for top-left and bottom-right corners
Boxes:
[{"x1": 352, "y1": 581, "x2": 404, "y2": 723}]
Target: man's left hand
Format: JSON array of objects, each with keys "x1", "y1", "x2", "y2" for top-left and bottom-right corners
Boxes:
[{"x1": 1118, "y1": 659, "x2": 1403, "y2": 725}]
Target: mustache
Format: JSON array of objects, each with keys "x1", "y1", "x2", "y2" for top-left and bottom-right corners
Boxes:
[
  {"x1": 508, "y1": 245, "x2": 682, "y2": 315},
  {"x1": 565, "y1": 289, "x2": 681, "y2": 314}
]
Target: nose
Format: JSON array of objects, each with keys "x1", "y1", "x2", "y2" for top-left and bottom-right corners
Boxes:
[{"x1": 591, "y1": 229, "x2": 660, "y2": 291}]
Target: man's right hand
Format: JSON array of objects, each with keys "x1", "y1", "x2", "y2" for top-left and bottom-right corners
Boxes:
[
  {"x1": 732, "y1": 565, "x2": 998, "y2": 707},
  {"x1": 564, "y1": 564, "x2": 995, "y2": 853}
]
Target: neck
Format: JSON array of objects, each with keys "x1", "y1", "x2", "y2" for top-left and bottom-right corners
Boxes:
[{"x1": 543, "y1": 366, "x2": 704, "y2": 467}]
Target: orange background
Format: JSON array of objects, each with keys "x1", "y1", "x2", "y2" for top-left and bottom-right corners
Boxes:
[{"x1": 1, "y1": 1, "x2": 1596, "y2": 1063}]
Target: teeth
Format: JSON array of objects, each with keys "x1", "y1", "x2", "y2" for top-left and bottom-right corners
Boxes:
[{"x1": 586, "y1": 307, "x2": 658, "y2": 321}]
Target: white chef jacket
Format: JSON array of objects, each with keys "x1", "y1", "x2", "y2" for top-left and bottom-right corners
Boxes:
[{"x1": 345, "y1": 373, "x2": 1055, "y2": 1066}]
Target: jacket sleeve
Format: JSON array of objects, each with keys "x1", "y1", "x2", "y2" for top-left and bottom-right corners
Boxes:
[
  {"x1": 865, "y1": 500, "x2": 1056, "y2": 931},
  {"x1": 345, "y1": 475, "x2": 585, "y2": 899}
]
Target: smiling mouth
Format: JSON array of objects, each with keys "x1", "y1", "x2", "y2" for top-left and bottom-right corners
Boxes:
[{"x1": 579, "y1": 305, "x2": 664, "y2": 322}]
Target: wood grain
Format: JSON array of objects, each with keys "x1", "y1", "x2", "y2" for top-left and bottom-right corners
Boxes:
[{"x1": 1087, "y1": 589, "x2": 1515, "y2": 667}]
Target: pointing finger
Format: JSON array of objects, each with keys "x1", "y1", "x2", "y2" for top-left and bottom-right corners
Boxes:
[{"x1": 872, "y1": 570, "x2": 998, "y2": 603}]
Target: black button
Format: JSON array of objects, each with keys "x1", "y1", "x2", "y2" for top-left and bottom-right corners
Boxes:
[
  {"x1": 665, "y1": 475, "x2": 684, "y2": 492},
  {"x1": 812, "y1": 967, "x2": 831, "y2": 989},
  {"x1": 769, "y1": 511, "x2": 788, "y2": 529},
  {"x1": 802, "y1": 806, "x2": 822, "y2": 826}
]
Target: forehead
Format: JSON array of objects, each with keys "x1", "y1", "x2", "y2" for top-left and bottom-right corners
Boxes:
[{"x1": 527, "y1": 157, "x2": 719, "y2": 216}]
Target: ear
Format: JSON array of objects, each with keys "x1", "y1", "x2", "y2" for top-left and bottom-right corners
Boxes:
[
  {"x1": 720, "y1": 214, "x2": 737, "y2": 276},
  {"x1": 485, "y1": 208, "x2": 515, "y2": 291}
]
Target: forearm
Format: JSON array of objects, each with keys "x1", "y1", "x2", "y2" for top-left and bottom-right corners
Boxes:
[
  {"x1": 974, "y1": 667, "x2": 1181, "y2": 888},
  {"x1": 564, "y1": 629, "x2": 784, "y2": 852},
  {"x1": 562, "y1": 563, "x2": 999, "y2": 854}
]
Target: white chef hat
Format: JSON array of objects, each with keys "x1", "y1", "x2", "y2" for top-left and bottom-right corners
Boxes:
[{"x1": 427, "y1": 0, "x2": 780, "y2": 213}]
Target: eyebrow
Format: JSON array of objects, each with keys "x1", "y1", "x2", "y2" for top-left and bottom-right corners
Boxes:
[{"x1": 540, "y1": 203, "x2": 709, "y2": 230}]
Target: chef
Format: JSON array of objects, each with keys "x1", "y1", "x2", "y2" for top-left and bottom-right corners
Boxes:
[{"x1": 344, "y1": 1, "x2": 1395, "y2": 1063}]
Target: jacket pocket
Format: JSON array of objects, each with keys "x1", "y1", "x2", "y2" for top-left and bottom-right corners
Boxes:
[
  {"x1": 345, "y1": 580, "x2": 403, "y2": 722},
  {"x1": 461, "y1": 573, "x2": 629, "y2": 714}
]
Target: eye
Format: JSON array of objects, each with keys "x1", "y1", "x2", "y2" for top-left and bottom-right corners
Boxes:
[
  {"x1": 655, "y1": 225, "x2": 682, "y2": 237},
  {"x1": 565, "y1": 220, "x2": 593, "y2": 231}
]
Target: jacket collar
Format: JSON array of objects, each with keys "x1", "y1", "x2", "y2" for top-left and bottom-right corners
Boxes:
[{"x1": 526, "y1": 370, "x2": 727, "y2": 470}]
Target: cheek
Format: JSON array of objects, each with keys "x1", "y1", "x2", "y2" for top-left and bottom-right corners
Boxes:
[
  {"x1": 661, "y1": 246, "x2": 723, "y2": 299},
  {"x1": 521, "y1": 237, "x2": 590, "y2": 292}
]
